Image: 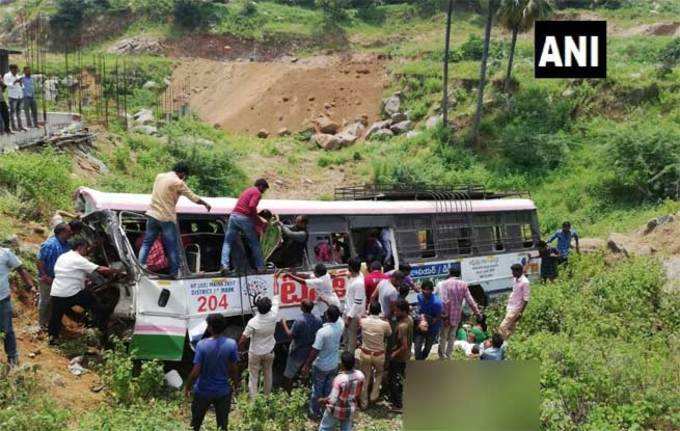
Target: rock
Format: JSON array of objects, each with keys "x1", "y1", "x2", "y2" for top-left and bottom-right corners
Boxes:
[
  {"x1": 324, "y1": 102, "x2": 333, "y2": 110},
  {"x1": 314, "y1": 116, "x2": 340, "y2": 134},
  {"x1": 340, "y1": 121, "x2": 365, "y2": 139},
  {"x1": 390, "y1": 120, "x2": 413, "y2": 135},
  {"x1": 277, "y1": 127, "x2": 291, "y2": 137},
  {"x1": 107, "y1": 36, "x2": 163, "y2": 55},
  {"x1": 607, "y1": 233, "x2": 629, "y2": 256},
  {"x1": 132, "y1": 108, "x2": 154, "y2": 125},
  {"x1": 365, "y1": 120, "x2": 391, "y2": 139},
  {"x1": 607, "y1": 233, "x2": 656, "y2": 257},
  {"x1": 131, "y1": 125, "x2": 158, "y2": 136},
  {"x1": 382, "y1": 94, "x2": 401, "y2": 117},
  {"x1": 390, "y1": 112, "x2": 408, "y2": 124},
  {"x1": 405, "y1": 131, "x2": 421, "y2": 139},
  {"x1": 311, "y1": 133, "x2": 342, "y2": 151},
  {"x1": 369, "y1": 129, "x2": 394, "y2": 140},
  {"x1": 257, "y1": 129, "x2": 270, "y2": 139},
  {"x1": 578, "y1": 238, "x2": 606, "y2": 254},
  {"x1": 644, "y1": 215, "x2": 674, "y2": 235},
  {"x1": 425, "y1": 114, "x2": 443, "y2": 129},
  {"x1": 335, "y1": 132, "x2": 358, "y2": 147},
  {"x1": 142, "y1": 80, "x2": 158, "y2": 90},
  {"x1": 662, "y1": 256, "x2": 680, "y2": 293},
  {"x1": 52, "y1": 375, "x2": 66, "y2": 387}
]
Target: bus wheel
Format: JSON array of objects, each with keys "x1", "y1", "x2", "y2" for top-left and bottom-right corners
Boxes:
[{"x1": 469, "y1": 285, "x2": 488, "y2": 307}]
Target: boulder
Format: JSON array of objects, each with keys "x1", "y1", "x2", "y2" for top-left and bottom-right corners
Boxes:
[
  {"x1": 311, "y1": 133, "x2": 342, "y2": 151},
  {"x1": 425, "y1": 115, "x2": 443, "y2": 129},
  {"x1": 607, "y1": 233, "x2": 656, "y2": 257},
  {"x1": 132, "y1": 108, "x2": 155, "y2": 125},
  {"x1": 365, "y1": 120, "x2": 391, "y2": 139},
  {"x1": 390, "y1": 120, "x2": 413, "y2": 135},
  {"x1": 257, "y1": 129, "x2": 270, "y2": 139},
  {"x1": 335, "y1": 132, "x2": 358, "y2": 147},
  {"x1": 369, "y1": 129, "x2": 394, "y2": 140},
  {"x1": 277, "y1": 127, "x2": 291, "y2": 137},
  {"x1": 578, "y1": 238, "x2": 606, "y2": 254},
  {"x1": 314, "y1": 116, "x2": 340, "y2": 134},
  {"x1": 340, "y1": 121, "x2": 365, "y2": 139},
  {"x1": 131, "y1": 125, "x2": 158, "y2": 135},
  {"x1": 644, "y1": 215, "x2": 674, "y2": 235},
  {"x1": 382, "y1": 94, "x2": 401, "y2": 117},
  {"x1": 405, "y1": 130, "x2": 421, "y2": 139},
  {"x1": 390, "y1": 112, "x2": 407, "y2": 124},
  {"x1": 142, "y1": 80, "x2": 158, "y2": 90}
]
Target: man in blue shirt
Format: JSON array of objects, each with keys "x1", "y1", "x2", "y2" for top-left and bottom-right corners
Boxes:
[
  {"x1": 1, "y1": 245, "x2": 36, "y2": 366},
  {"x1": 480, "y1": 332, "x2": 505, "y2": 361},
  {"x1": 548, "y1": 221, "x2": 580, "y2": 261},
  {"x1": 37, "y1": 223, "x2": 73, "y2": 329},
  {"x1": 281, "y1": 298, "x2": 322, "y2": 391},
  {"x1": 302, "y1": 304, "x2": 344, "y2": 419},
  {"x1": 413, "y1": 280, "x2": 442, "y2": 360},
  {"x1": 22, "y1": 66, "x2": 38, "y2": 128},
  {"x1": 185, "y1": 314, "x2": 240, "y2": 431}
]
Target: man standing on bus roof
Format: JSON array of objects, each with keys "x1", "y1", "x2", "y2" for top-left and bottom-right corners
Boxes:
[
  {"x1": 343, "y1": 257, "x2": 366, "y2": 353},
  {"x1": 498, "y1": 264, "x2": 530, "y2": 340},
  {"x1": 140, "y1": 162, "x2": 212, "y2": 277},
  {"x1": 221, "y1": 179, "x2": 269, "y2": 274},
  {"x1": 438, "y1": 267, "x2": 482, "y2": 360},
  {"x1": 37, "y1": 222, "x2": 73, "y2": 330},
  {"x1": 547, "y1": 221, "x2": 580, "y2": 262},
  {"x1": 185, "y1": 314, "x2": 240, "y2": 431}
]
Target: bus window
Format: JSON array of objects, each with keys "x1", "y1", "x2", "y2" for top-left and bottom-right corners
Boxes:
[
  {"x1": 351, "y1": 227, "x2": 394, "y2": 267},
  {"x1": 396, "y1": 215, "x2": 436, "y2": 260},
  {"x1": 310, "y1": 233, "x2": 350, "y2": 265},
  {"x1": 178, "y1": 218, "x2": 225, "y2": 274}
]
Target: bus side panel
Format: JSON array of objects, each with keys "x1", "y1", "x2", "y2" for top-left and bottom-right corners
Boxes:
[{"x1": 132, "y1": 315, "x2": 186, "y2": 361}]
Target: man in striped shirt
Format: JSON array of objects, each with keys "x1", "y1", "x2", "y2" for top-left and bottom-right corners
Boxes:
[
  {"x1": 438, "y1": 267, "x2": 482, "y2": 359},
  {"x1": 318, "y1": 351, "x2": 365, "y2": 431}
]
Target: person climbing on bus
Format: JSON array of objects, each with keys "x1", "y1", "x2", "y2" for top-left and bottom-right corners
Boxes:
[
  {"x1": 140, "y1": 162, "x2": 212, "y2": 277},
  {"x1": 269, "y1": 215, "x2": 309, "y2": 268},
  {"x1": 547, "y1": 221, "x2": 580, "y2": 263},
  {"x1": 37, "y1": 222, "x2": 73, "y2": 330},
  {"x1": 221, "y1": 178, "x2": 269, "y2": 274},
  {"x1": 289, "y1": 263, "x2": 340, "y2": 319}
]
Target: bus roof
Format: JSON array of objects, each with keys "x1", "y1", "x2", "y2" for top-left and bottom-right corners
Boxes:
[{"x1": 76, "y1": 187, "x2": 537, "y2": 216}]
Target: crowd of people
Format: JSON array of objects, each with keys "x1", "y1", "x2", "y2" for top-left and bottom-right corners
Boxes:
[
  {"x1": 0, "y1": 162, "x2": 584, "y2": 431},
  {"x1": 1, "y1": 64, "x2": 40, "y2": 134}
]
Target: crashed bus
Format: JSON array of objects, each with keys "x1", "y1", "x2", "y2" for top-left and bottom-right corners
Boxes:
[{"x1": 74, "y1": 184, "x2": 541, "y2": 361}]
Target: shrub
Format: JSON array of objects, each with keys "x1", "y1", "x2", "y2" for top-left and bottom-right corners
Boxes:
[
  {"x1": 600, "y1": 120, "x2": 680, "y2": 202},
  {"x1": 234, "y1": 388, "x2": 308, "y2": 431},
  {"x1": 173, "y1": 0, "x2": 213, "y2": 30},
  {"x1": 316, "y1": 0, "x2": 351, "y2": 22},
  {"x1": 0, "y1": 149, "x2": 76, "y2": 220}
]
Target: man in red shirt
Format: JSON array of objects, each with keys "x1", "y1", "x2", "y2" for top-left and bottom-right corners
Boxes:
[
  {"x1": 221, "y1": 179, "x2": 269, "y2": 273},
  {"x1": 363, "y1": 261, "x2": 388, "y2": 309}
]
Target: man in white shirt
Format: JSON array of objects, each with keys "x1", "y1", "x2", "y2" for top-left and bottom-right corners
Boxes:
[
  {"x1": 48, "y1": 240, "x2": 119, "y2": 345},
  {"x1": 3, "y1": 64, "x2": 25, "y2": 132},
  {"x1": 370, "y1": 270, "x2": 403, "y2": 321},
  {"x1": 343, "y1": 257, "x2": 366, "y2": 352},
  {"x1": 239, "y1": 292, "x2": 280, "y2": 398},
  {"x1": 290, "y1": 264, "x2": 340, "y2": 319}
]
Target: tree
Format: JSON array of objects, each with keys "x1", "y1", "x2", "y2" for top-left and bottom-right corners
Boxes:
[
  {"x1": 442, "y1": 0, "x2": 454, "y2": 130},
  {"x1": 470, "y1": 0, "x2": 499, "y2": 146},
  {"x1": 498, "y1": 0, "x2": 552, "y2": 92}
]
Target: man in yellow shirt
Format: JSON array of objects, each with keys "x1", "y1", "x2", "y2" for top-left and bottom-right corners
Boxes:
[{"x1": 139, "y1": 162, "x2": 211, "y2": 277}]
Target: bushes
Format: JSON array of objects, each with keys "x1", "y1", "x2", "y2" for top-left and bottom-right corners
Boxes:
[
  {"x1": 234, "y1": 389, "x2": 308, "y2": 431},
  {"x1": 173, "y1": 0, "x2": 216, "y2": 30},
  {"x1": 599, "y1": 120, "x2": 680, "y2": 202},
  {"x1": 505, "y1": 254, "x2": 678, "y2": 430},
  {"x1": 0, "y1": 149, "x2": 76, "y2": 220}
]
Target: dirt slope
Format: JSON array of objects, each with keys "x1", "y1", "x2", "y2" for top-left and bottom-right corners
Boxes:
[{"x1": 168, "y1": 54, "x2": 389, "y2": 135}]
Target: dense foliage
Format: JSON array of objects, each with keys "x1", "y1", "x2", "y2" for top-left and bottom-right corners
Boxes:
[{"x1": 484, "y1": 254, "x2": 680, "y2": 430}]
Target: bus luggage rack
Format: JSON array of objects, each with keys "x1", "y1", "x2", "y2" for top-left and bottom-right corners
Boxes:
[{"x1": 334, "y1": 183, "x2": 528, "y2": 201}]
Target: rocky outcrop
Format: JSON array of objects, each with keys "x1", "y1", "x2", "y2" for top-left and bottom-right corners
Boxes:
[
  {"x1": 382, "y1": 93, "x2": 401, "y2": 117},
  {"x1": 107, "y1": 36, "x2": 163, "y2": 55},
  {"x1": 314, "y1": 115, "x2": 340, "y2": 135}
]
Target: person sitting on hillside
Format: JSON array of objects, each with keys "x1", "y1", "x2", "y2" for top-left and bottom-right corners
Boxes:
[
  {"x1": 221, "y1": 179, "x2": 269, "y2": 274},
  {"x1": 140, "y1": 162, "x2": 212, "y2": 277}
]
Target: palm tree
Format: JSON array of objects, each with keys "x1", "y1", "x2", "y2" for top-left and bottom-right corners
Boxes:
[
  {"x1": 442, "y1": 0, "x2": 455, "y2": 129},
  {"x1": 470, "y1": 0, "x2": 499, "y2": 146},
  {"x1": 498, "y1": 0, "x2": 552, "y2": 92}
]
